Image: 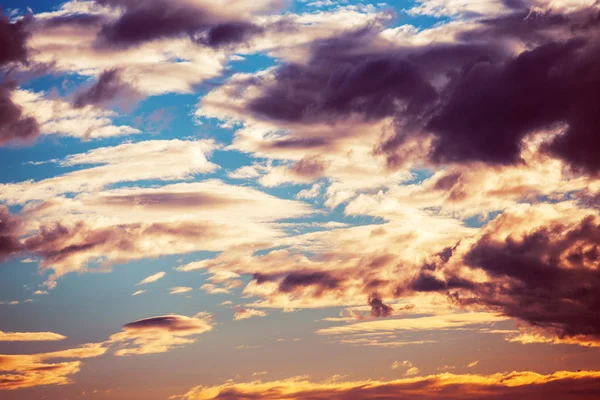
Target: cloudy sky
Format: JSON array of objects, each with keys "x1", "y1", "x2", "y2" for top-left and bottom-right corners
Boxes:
[{"x1": 1, "y1": 0, "x2": 600, "y2": 399}]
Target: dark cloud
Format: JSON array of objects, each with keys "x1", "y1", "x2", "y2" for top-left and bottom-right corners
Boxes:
[
  {"x1": 95, "y1": 0, "x2": 263, "y2": 48},
  {"x1": 123, "y1": 315, "x2": 207, "y2": 332},
  {"x1": 0, "y1": 13, "x2": 40, "y2": 145},
  {"x1": 200, "y1": 22, "x2": 264, "y2": 48},
  {"x1": 0, "y1": 13, "x2": 31, "y2": 66},
  {"x1": 0, "y1": 80, "x2": 40, "y2": 145},
  {"x1": 248, "y1": 53, "x2": 437, "y2": 124},
  {"x1": 268, "y1": 137, "x2": 330, "y2": 150},
  {"x1": 0, "y1": 206, "x2": 24, "y2": 262},
  {"x1": 98, "y1": 1, "x2": 207, "y2": 45},
  {"x1": 279, "y1": 271, "x2": 341, "y2": 293},
  {"x1": 426, "y1": 38, "x2": 600, "y2": 171},
  {"x1": 368, "y1": 292, "x2": 393, "y2": 318},
  {"x1": 252, "y1": 270, "x2": 343, "y2": 297},
  {"x1": 410, "y1": 273, "x2": 474, "y2": 293},
  {"x1": 73, "y1": 68, "x2": 139, "y2": 109},
  {"x1": 219, "y1": 7, "x2": 600, "y2": 174},
  {"x1": 456, "y1": 215, "x2": 600, "y2": 341}
]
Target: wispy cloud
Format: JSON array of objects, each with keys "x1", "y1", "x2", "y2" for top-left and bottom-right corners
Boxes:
[
  {"x1": 137, "y1": 272, "x2": 166, "y2": 286},
  {"x1": 169, "y1": 287, "x2": 193, "y2": 295}
]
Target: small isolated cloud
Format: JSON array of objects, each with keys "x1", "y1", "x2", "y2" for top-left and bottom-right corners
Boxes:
[
  {"x1": 169, "y1": 287, "x2": 193, "y2": 295},
  {"x1": 200, "y1": 283, "x2": 230, "y2": 295},
  {"x1": 467, "y1": 361, "x2": 479, "y2": 368},
  {"x1": 391, "y1": 360, "x2": 419, "y2": 376},
  {"x1": 137, "y1": 271, "x2": 166, "y2": 286},
  {"x1": 233, "y1": 308, "x2": 268, "y2": 321},
  {"x1": 252, "y1": 371, "x2": 268, "y2": 376},
  {"x1": 0, "y1": 331, "x2": 67, "y2": 342},
  {"x1": 108, "y1": 314, "x2": 213, "y2": 356},
  {"x1": 132, "y1": 290, "x2": 146, "y2": 296}
]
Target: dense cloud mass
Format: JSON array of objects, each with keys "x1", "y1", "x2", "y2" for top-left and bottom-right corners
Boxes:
[
  {"x1": 0, "y1": 13, "x2": 40, "y2": 145},
  {"x1": 95, "y1": 0, "x2": 269, "y2": 48},
  {"x1": 427, "y1": 38, "x2": 600, "y2": 172},
  {"x1": 459, "y1": 213, "x2": 600, "y2": 343},
  {"x1": 201, "y1": 4, "x2": 600, "y2": 174},
  {"x1": 0, "y1": 13, "x2": 29, "y2": 65}
]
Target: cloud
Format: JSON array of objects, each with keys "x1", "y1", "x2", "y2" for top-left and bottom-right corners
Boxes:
[
  {"x1": 0, "y1": 343, "x2": 107, "y2": 390},
  {"x1": 317, "y1": 312, "x2": 506, "y2": 335},
  {"x1": 467, "y1": 360, "x2": 479, "y2": 368},
  {"x1": 94, "y1": 0, "x2": 274, "y2": 48},
  {"x1": 0, "y1": 206, "x2": 24, "y2": 262},
  {"x1": 449, "y1": 203, "x2": 600, "y2": 346},
  {"x1": 200, "y1": 283, "x2": 231, "y2": 295},
  {"x1": 424, "y1": 38, "x2": 600, "y2": 174},
  {"x1": 4, "y1": 176, "x2": 312, "y2": 288},
  {"x1": 108, "y1": 314, "x2": 213, "y2": 356},
  {"x1": 391, "y1": 360, "x2": 420, "y2": 376},
  {"x1": 169, "y1": 287, "x2": 193, "y2": 295},
  {"x1": 73, "y1": 68, "x2": 140, "y2": 109},
  {"x1": 25, "y1": 0, "x2": 381, "y2": 106},
  {"x1": 195, "y1": 3, "x2": 600, "y2": 178},
  {"x1": 0, "y1": 331, "x2": 67, "y2": 342},
  {"x1": 137, "y1": 271, "x2": 166, "y2": 286},
  {"x1": 233, "y1": 308, "x2": 268, "y2": 320},
  {"x1": 0, "y1": 82, "x2": 40, "y2": 146},
  {"x1": 0, "y1": 13, "x2": 40, "y2": 146},
  {"x1": 408, "y1": 0, "x2": 518, "y2": 18},
  {"x1": 296, "y1": 182, "x2": 323, "y2": 200},
  {"x1": 132, "y1": 290, "x2": 145, "y2": 296},
  {"x1": 173, "y1": 370, "x2": 600, "y2": 400},
  {"x1": 12, "y1": 89, "x2": 140, "y2": 141},
  {"x1": 179, "y1": 214, "x2": 471, "y2": 311},
  {"x1": 0, "y1": 12, "x2": 30, "y2": 65},
  {"x1": 368, "y1": 293, "x2": 393, "y2": 318},
  {"x1": 0, "y1": 139, "x2": 218, "y2": 204},
  {"x1": 0, "y1": 313, "x2": 212, "y2": 389}
]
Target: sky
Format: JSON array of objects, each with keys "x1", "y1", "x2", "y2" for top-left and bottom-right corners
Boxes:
[{"x1": 1, "y1": 0, "x2": 600, "y2": 399}]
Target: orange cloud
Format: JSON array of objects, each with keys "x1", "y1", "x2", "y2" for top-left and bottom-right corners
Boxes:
[
  {"x1": 172, "y1": 370, "x2": 600, "y2": 400},
  {"x1": 233, "y1": 308, "x2": 268, "y2": 321},
  {"x1": 0, "y1": 331, "x2": 67, "y2": 342},
  {"x1": 0, "y1": 343, "x2": 107, "y2": 390}
]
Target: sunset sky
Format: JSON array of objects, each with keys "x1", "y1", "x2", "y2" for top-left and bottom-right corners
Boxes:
[{"x1": 1, "y1": 0, "x2": 600, "y2": 399}]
